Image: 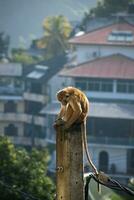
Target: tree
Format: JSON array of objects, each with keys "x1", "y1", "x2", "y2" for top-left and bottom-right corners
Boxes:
[
  {"x1": 42, "y1": 15, "x2": 72, "y2": 58},
  {"x1": 80, "y1": 0, "x2": 134, "y2": 30},
  {"x1": 90, "y1": 0, "x2": 134, "y2": 17},
  {"x1": 11, "y1": 48, "x2": 42, "y2": 65},
  {"x1": 94, "y1": 0, "x2": 134, "y2": 17},
  {"x1": 0, "y1": 137, "x2": 55, "y2": 200}
]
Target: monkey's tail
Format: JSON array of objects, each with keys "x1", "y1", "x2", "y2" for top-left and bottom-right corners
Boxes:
[{"x1": 82, "y1": 122, "x2": 98, "y2": 176}]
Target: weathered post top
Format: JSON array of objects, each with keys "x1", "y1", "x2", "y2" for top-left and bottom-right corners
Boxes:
[{"x1": 55, "y1": 123, "x2": 84, "y2": 200}]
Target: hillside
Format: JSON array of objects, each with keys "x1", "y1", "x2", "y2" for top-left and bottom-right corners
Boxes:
[{"x1": 0, "y1": 0, "x2": 97, "y2": 48}]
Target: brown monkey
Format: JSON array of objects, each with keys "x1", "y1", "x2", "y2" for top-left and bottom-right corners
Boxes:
[{"x1": 55, "y1": 86, "x2": 98, "y2": 175}]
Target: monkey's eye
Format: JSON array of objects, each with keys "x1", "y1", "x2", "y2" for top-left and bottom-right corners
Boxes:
[{"x1": 65, "y1": 94, "x2": 70, "y2": 98}]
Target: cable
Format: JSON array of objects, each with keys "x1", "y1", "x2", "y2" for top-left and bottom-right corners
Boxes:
[{"x1": 85, "y1": 172, "x2": 134, "y2": 200}]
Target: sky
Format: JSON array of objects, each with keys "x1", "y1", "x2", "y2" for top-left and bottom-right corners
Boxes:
[{"x1": 0, "y1": 0, "x2": 97, "y2": 48}]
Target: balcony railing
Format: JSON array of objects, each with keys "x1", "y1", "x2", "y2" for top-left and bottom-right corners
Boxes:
[
  {"x1": 0, "y1": 113, "x2": 46, "y2": 126},
  {"x1": 88, "y1": 136, "x2": 134, "y2": 146},
  {"x1": 24, "y1": 92, "x2": 48, "y2": 103},
  {"x1": 0, "y1": 86, "x2": 23, "y2": 95},
  {"x1": 9, "y1": 136, "x2": 47, "y2": 147}
]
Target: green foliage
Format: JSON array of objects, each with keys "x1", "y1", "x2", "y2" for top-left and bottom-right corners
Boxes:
[
  {"x1": 11, "y1": 48, "x2": 43, "y2": 65},
  {"x1": 108, "y1": 180, "x2": 134, "y2": 200},
  {"x1": 0, "y1": 136, "x2": 55, "y2": 200},
  {"x1": 90, "y1": 0, "x2": 133, "y2": 17},
  {"x1": 108, "y1": 193, "x2": 123, "y2": 200},
  {"x1": 81, "y1": 0, "x2": 134, "y2": 29},
  {"x1": 42, "y1": 15, "x2": 72, "y2": 57}
]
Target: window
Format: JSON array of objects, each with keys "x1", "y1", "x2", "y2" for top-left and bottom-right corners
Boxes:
[
  {"x1": 108, "y1": 30, "x2": 134, "y2": 42},
  {"x1": 35, "y1": 125, "x2": 46, "y2": 138},
  {"x1": 88, "y1": 80, "x2": 100, "y2": 91},
  {"x1": 117, "y1": 82, "x2": 127, "y2": 92},
  {"x1": 24, "y1": 123, "x2": 46, "y2": 138},
  {"x1": 99, "y1": 151, "x2": 109, "y2": 172},
  {"x1": 75, "y1": 79, "x2": 113, "y2": 92},
  {"x1": 31, "y1": 82, "x2": 42, "y2": 94},
  {"x1": 0, "y1": 77, "x2": 12, "y2": 86},
  {"x1": 24, "y1": 123, "x2": 32, "y2": 137},
  {"x1": 92, "y1": 51, "x2": 98, "y2": 58},
  {"x1": 117, "y1": 80, "x2": 134, "y2": 93},
  {"x1": 4, "y1": 124, "x2": 18, "y2": 136},
  {"x1": 128, "y1": 82, "x2": 134, "y2": 93},
  {"x1": 4, "y1": 101, "x2": 17, "y2": 113},
  {"x1": 88, "y1": 80, "x2": 113, "y2": 92},
  {"x1": 101, "y1": 80, "x2": 113, "y2": 92},
  {"x1": 75, "y1": 81, "x2": 87, "y2": 90},
  {"x1": 14, "y1": 78, "x2": 22, "y2": 88}
]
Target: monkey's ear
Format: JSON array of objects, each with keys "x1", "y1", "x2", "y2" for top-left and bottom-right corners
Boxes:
[{"x1": 57, "y1": 90, "x2": 65, "y2": 101}]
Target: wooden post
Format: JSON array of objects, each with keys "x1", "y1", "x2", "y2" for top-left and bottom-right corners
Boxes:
[{"x1": 56, "y1": 123, "x2": 84, "y2": 200}]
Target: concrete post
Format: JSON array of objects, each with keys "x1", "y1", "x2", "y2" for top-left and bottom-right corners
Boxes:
[{"x1": 56, "y1": 124, "x2": 84, "y2": 200}]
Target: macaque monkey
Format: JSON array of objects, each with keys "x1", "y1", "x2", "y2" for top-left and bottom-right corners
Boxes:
[{"x1": 54, "y1": 86, "x2": 98, "y2": 175}]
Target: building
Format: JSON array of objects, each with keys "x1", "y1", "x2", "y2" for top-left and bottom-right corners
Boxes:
[
  {"x1": 60, "y1": 54, "x2": 134, "y2": 177},
  {"x1": 69, "y1": 21, "x2": 134, "y2": 64},
  {"x1": 0, "y1": 54, "x2": 66, "y2": 149},
  {"x1": 43, "y1": 21, "x2": 134, "y2": 181},
  {"x1": 0, "y1": 61, "x2": 47, "y2": 149}
]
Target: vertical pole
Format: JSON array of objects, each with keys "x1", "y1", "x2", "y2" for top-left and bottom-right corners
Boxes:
[{"x1": 56, "y1": 123, "x2": 84, "y2": 200}]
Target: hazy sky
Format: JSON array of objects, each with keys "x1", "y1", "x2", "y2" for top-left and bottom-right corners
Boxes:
[{"x1": 0, "y1": 0, "x2": 97, "y2": 48}]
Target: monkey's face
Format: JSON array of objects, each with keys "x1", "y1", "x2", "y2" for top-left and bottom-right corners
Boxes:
[
  {"x1": 61, "y1": 94, "x2": 70, "y2": 105},
  {"x1": 57, "y1": 90, "x2": 70, "y2": 106}
]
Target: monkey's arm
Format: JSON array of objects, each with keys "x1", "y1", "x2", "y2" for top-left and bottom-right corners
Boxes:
[
  {"x1": 57, "y1": 105, "x2": 65, "y2": 119},
  {"x1": 54, "y1": 106, "x2": 66, "y2": 127},
  {"x1": 65, "y1": 96, "x2": 82, "y2": 128}
]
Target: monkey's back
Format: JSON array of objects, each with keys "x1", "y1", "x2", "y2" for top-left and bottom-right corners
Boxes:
[{"x1": 67, "y1": 87, "x2": 89, "y2": 122}]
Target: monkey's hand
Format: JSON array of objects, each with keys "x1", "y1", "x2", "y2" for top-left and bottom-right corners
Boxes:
[
  {"x1": 53, "y1": 118, "x2": 65, "y2": 129},
  {"x1": 55, "y1": 118, "x2": 65, "y2": 125},
  {"x1": 64, "y1": 122, "x2": 72, "y2": 130}
]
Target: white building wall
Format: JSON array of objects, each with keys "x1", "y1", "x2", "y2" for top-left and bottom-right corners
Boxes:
[
  {"x1": 48, "y1": 74, "x2": 74, "y2": 101},
  {"x1": 17, "y1": 101, "x2": 25, "y2": 113},
  {"x1": 88, "y1": 145, "x2": 127, "y2": 174},
  {"x1": 0, "y1": 101, "x2": 4, "y2": 112},
  {"x1": 76, "y1": 44, "x2": 134, "y2": 64}
]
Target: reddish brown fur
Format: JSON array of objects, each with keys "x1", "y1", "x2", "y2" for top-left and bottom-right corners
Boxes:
[
  {"x1": 56, "y1": 86, "x2": 89, "y2": 128},
  {"x1": 56, "y1": 87, "x2": 98, "y2": 175}
]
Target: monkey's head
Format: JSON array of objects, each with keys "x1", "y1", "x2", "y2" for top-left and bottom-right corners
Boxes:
[{"x1": 57, "y1": 88, "x2": 71, "y2": 106}]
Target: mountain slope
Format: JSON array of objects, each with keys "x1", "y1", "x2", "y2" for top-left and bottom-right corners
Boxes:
[{"x1": 0, "y1": 0, "x2": 97, "y2": 48}]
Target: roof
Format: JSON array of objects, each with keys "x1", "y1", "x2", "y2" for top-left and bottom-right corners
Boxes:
[
  {"x1": 27, "y1": 65, "x2": 48, "y2": 79},
  {"x1": 25, "y1": 54, "x2": 67, "y2": 82},
  {"x1": 90, "y1": 102, "x2": 134, "y2": 120},
  {"x1": 60, "y1": 54, "x2": 134, "y2": 80},
  {"x1": 69, "y1": 22, "x2": 134, "y2": 46},
  {"x1": 0, "y1": 63, "x2": 22, "y2": 76},
  {"x1": 40, "y1": 101, "x2": 134, "y2": 120}
]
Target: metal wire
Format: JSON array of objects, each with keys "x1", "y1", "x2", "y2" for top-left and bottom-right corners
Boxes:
[{"x1": 85, "y1": 172, "x2": 134, "y2": 200}]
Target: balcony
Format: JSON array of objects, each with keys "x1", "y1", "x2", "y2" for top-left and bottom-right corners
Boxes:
[
  {"x1": 24, "y1": 92, "x2": 48, "y2": 103},
  {"x1": 9, "y1": 136, "x2": 47, "y2": 147},
  {"x1": 88, "y1": 136, "x2": 134, "y2": 146},
  {"x1": 0, "y1": 86, "x2": 23, "y2": 96},
  {"x1": 85, "y1": 90, "x2": 134, "y2": 102},
  {"x1": 0, "y1": 113, "x2": 46, "y2": 126},
  {"x1": 34, "y1": 116, "x2": 45, "y2": 126}
]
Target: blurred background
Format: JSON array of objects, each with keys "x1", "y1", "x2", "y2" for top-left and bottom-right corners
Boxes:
[{"x1": 0, "y1": 0, "x2": 134, "y2": 200}]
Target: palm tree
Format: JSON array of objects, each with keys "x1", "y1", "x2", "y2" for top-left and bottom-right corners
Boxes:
[{"x1": 42, "y1": 15, "x2": 72, "y2": 57}]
